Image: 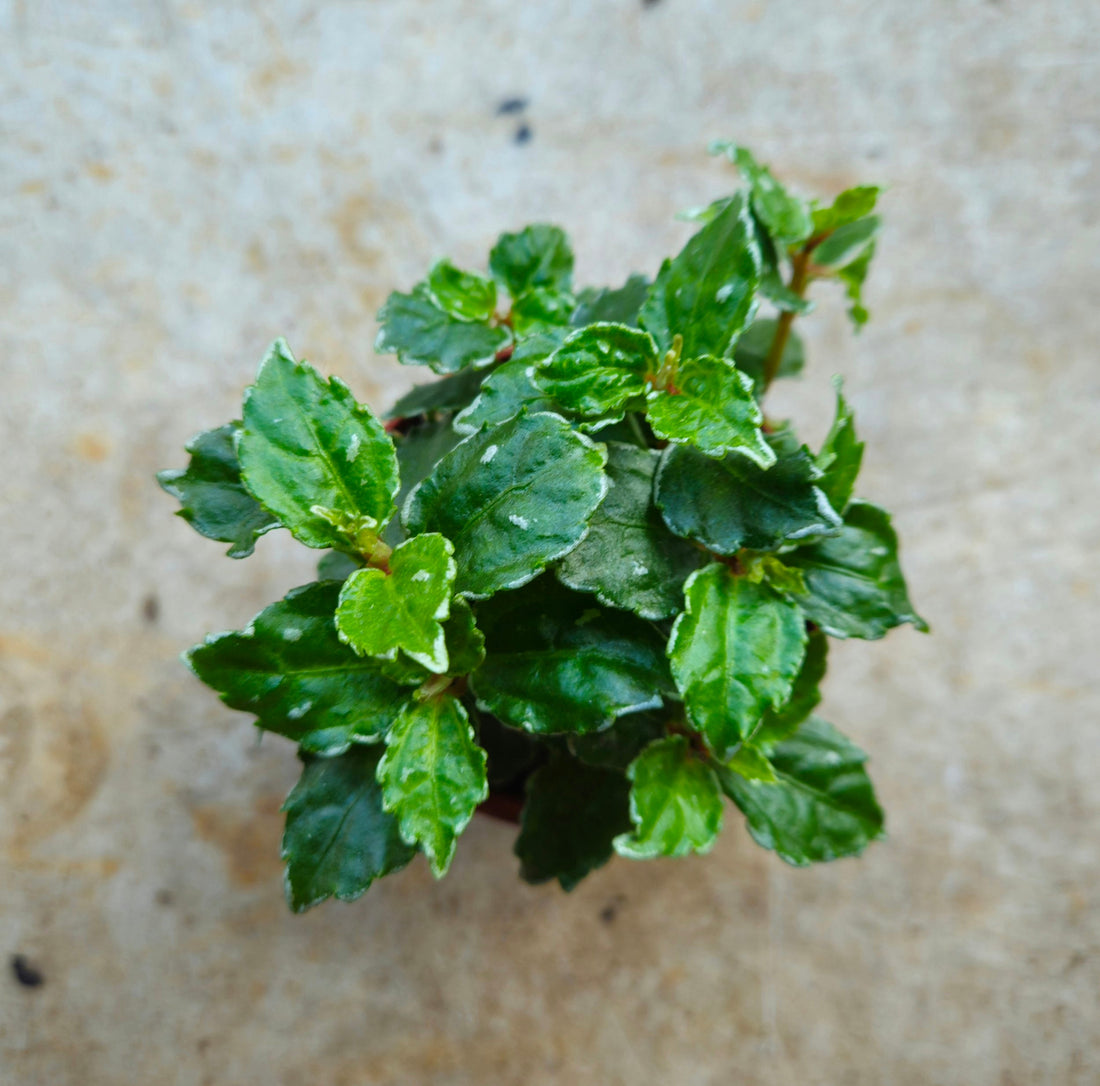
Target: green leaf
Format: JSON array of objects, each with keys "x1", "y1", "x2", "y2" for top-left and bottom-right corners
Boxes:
[
  {"x1": 187, "y1": 582, "x2": 409, "y2": 755},
  {"x1": 336, "y1": 534, "x2": 456, "y2": 672},
  {"x1": 837, "y1": 242, "x2": 875, "y2": 328},
  {"x1": 785, "y1": 501, "x2": 928, "y2": 639},
  {"x1": 646, "y1": 354, "x2": 773, "y2": 464},
  {"x1": 374, "y1": 598, "x2": 486, "y2": 686},
  {"x1": 471, "y1": 575, "x2": 671, "y2": 735},
  {"x1": 753, "y1": 629, "x2": 828, "y2": 747},
  {"x1": 385, "y1": 367, "x2": 485, "y2": 420},
  {"x1": 533, "y1": 324, "x2": 657, "y2": 418},
  {"x1": 489, "y1": 224, "x2": 574, "y2": 298},
  {"x1": 375, "y1": 287, "x2": 511, "y2": 374},
  {"x1": 639, "y1": 194, "x2": 761, "y2": 359},
  {"x1": 453, "y1": 356, "x2": 557, "y2": 436},
  {"x1": 281, "y1": 745, "x2": 415, "y2": 912},
  {"x1": 724, "y1": 743, "x2": 778, "y2": 783},
  {"x1": 713, "y1": 142, "x2": 813, "y2": 246},
  {"x1": 568, "y1": 709, "x2": 668, "y2": 771},
  {"x1": 759, "y1": 260, "x2": 815, "y2": 314},
  {"x1": 383, "y1": 417, "x2": 466, "y2": 547},
  {"x1": 511, "y1": 287, "x2": 576, "y2": 335},
  {"x1": 811, "y1": 185, "x2": 880, "y2": 234},
  {"x1": 478, "y1": 713, "x2": 546, "y2": 789},
  {"x1": 515, "y1": 750, "x2": 632, "y2": 890},
  {"x1": 158, "y1": 422, "x2": 279, "y2": 558},
  {"x1": 571, "y1": 274, "x2": 650, "y2": 327},
  {"x1": 377, "y1": 693, "x2": 488, "y2": 877},
  {"x1": 816, "y1": 380, "x2": 864, "y2": 513},
  {"x1": 426, "y1": 259, "x2": 497, "y2": 323},
  {"x1": 238, "y1": 340, "x2": 399, "y2": 550},
  {"x1": 813, "y1": 215, "x2": 881, "y2": 270},
  {"x1": 404, "y1": 412, "x2": 608, "y2": 599},
  {"x1": 613, "y1": 736, "x2": 723, "y2": 859},
  {"x1": 655, "y1": 440, "x2": 840, "y2": 555},
  {"x1": 732, "y1": 319, "x2": 805, "y2": 388},
  {"x1": 556, "y1": 443, "x2": 706, "y2": 620},
  {"x1": 669, "y1": 565, "x2": 807, "y2": 758},
  {"x1": 317, "y1": 550, "x2": 363, "y2": 583},
  {"x1": 717, "y1": 716, "x2": 885, "y2": 865}
]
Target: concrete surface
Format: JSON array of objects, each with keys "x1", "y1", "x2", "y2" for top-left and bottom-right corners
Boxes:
[{"x1": 1, "y1": 2, "x2": 1098, "y2": 1083}]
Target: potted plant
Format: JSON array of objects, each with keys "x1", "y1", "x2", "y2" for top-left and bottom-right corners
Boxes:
[{"x1": 159, "y1": 143, "x2": 925, "y2": 911}]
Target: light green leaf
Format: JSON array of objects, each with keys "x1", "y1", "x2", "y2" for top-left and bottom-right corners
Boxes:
[
  {"x1": 453, "y1": 356, "x2": 557, "y2": 436},
  {"x1": 281, "y1": 745, "x2": 415, "y2": 912},
  {"x1": 426, "y1": 259, "x2": 498, "y2": 323},
  {"x1": 375, "y1": 287, "x2": 511, "y2": 374},
  {"x1": 813, "y1": 215, "x2": 881, "y2": 270},
  {"x1": 515, "y1": 750, "x2": 633, "y2": 890},
  {"x1": 533, "y1": 323, "x2": 657, "y2": 418},
  {"x1": 753, "y1": 629, "x2": 828, "y2": 747},
  {"x1": 669, "y1": 565, "x2": 807, "y2": 758},
  {"x1": 471, "y1": 575, "x2": 671, "y2": 735},
  {"x1": 811, "y1": 186, "x2": 880, "y2": 234},
  {"x1": 238, "y1": 340, "x2": 399, "y2": 550},
  {"x1": 724, "y1": 744, "x2": 778, "y2": 783},
  {"x1": 186, "y1": 581, "x2": 409, "y2": 755},
  {"x1": 489, "y1": 224, "x2": 574, "y2": 298},
  {"x1": 717, "y1": 716, "x2": 885, "y2": 865},
  {"x1": 557, "y1": 443, "x2": 706, "y2": 620},
  {"x1": 336, "y1": 533, "x2": 455, "y2": 672},
  {"x1": 732, "y1": 319, "x2": 805, "y2": 389},
  {"x1": 655, "y1": 440, "x2": 840, "y2": 555},
  {"x1": 837, "y1": 242, "x2": 875, "y2": 328},
  {"x1": 743, "y1": 553, "x2": 808, "y2": 598},
  {"x1": 786, "y1": 501, "x2": 928, "y2": 639},
  {"x1": 511, "y1": 287, "x2": 576, "y2": 335},
  {"x1": 385, "y1": 367, "x2": 485, "y2": 420},
  {"x1": 377, "y1": 693, "x2": 488, "y2": 877},
  {"x1": 713, "y1": 142, "x2": 814, "y2": 245},
  {"x1": 373, "y1": 598, "x2": 486, "y2": 686},
  {"x1": 639, "y1": 194, "x2": 761, "y2": 359},
  {"x1": 404, "y1": 412, "x2": 608, "y2": 599},
  {"x1": 571, "y1": 274, "x2": 650, "y2": 327},
  {"x1": 646, "y1": 354, "x2": 773, "y2": 464},
  {"x1": 613, "y1": 736, "x2": 723, "y2": 859},
  {"x1": 158, "y1": 422, "x2": 279, "y2": 558},
  {"x1": 816, "y1": 380, "x2": 864, "y2": 513}
]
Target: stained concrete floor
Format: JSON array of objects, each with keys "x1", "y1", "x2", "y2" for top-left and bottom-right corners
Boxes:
[{"x1": 1, "y1": 2, "x2": 1098, "y2": 1083}]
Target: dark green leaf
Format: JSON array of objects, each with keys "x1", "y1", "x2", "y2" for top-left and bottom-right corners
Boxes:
[
  {"x1": 717, "y1": 716, "x2": 885, "y2": 865},
  {"x1": 669, "y1": 565, "x2": 807, "y2": 757},
  {"x1": 187, "y1": 582, "x2": 409, "y2": 755},
  {"x1": 478, "y1": 713, "x2": 547, "y2": 790},
  {"x1": 571, "y1": 274, "x2": 650, "y2": 327},
  {"x1": 385, "y1": 367, "x2": 485, "y2": 420},
  {"x1": 753, "y1": 629, "x2": 828, "y2": 747},
  {"x1": 404, "y1": 412, "x2": 608, "y2": 599},
  {"x1": 238, "y1": 340, "x2": 398, "y2": 550},
  {"x1": 816, "y1": 380, "x2": 864, "y2": 513},
  {"x1": 158, "y1": 422, "x2": 279, "y2": 558},
  {"x1": 568, "y1": 708, "x2": 668, "y2": 771},
  {"x1": 426, "y1": 259, "x2": 497, "y2": 323},
  {"x1": 713, "y1": 142, "x2": 813, "y2": 246},
  {"x1": 760, "y1": 261, "x2": 815, "y2": 314},
  {"x1": 732, "y1": 319, "x2": 805, "y2": 388},
  {"x1": 811, "y1": 186, "x2": 880, "y2": 234},
  {"x1": 614, "y1": 736, "x2": 723, "y2": 858},
  {"x1": 655, "y1": 440, "x2": 841, "y2": 555},
  {"x1": 378, "y1": 693, "x2": 488, "y2": 877},
  {"x1": 317, "y1": 550, "x2": 362, "y2": 583},
  {"x1": 453, "y1": 357, "x2": 556, "y2": 436},
  {"x1": 489, "y1": 224, "x2": 574, "y2": 297},
  {"x1": 376, "y1": 287, "x2": 511, "y2": 374},
  {"x1": 383, "y1": 417, "x2": 466, "y2": 548},
  {"x1": 512, "y1": 287, "x2": 576, "y2": 335},
  {"x1": 281, "y1": 745, "x2": 415, "y2": 912},
  {"x1": 471, "y1": 575, "x2": 671, "y2": 735},
  {"x1": 335, "y1": 534, "x2": 456, "y2": 672},
  {"x1": 813, "y1": 215, "x2": 881, "y2": 270},
  {"x1": 785, "y1": 501, "x2": 928, "y2": 639},
  {"x1": 516, "y1": 750, "x2": 632, "y2": 890},
  {"x1": 639, "y1": 194, "x2": 761, "y2": 359},
  {"x1": 646, "y1": 354, "x2": 773, "y2": 463},
  {"x1": 557, "y1": 443, "x2": 705, "y2": 620}
]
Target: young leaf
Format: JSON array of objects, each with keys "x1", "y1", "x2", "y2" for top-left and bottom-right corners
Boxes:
[
  {"x1": 471, "y1": 575, "x2": 671, "y2": 735},
  {"x1": 669, "y1": 565, "x2": 807, "y2": 758},
  {"x1": 836, "y1": 242, "x2": 875, "y2": 328},
  {"x1": 281, "y1": 746, "x2": 415, "y2": 912},
  {"x1": 238, "y1": 340, "x2": 399, "y2": 550},
  {"x1": 732, "y1": 319, "x2": 805, "y2": 389},
  {"x1": 655, "y1": 440, "x2": 840, "y2": 555},
  {"x1": 571, "y1": 273, "x2": 650, "y2": 327},
  {"x1": 489, "y1": 224, "x2": 574, "y2": 298},
  {"x1": 404, "y1": 411, "x2": 608, "y2": 599},
  {"x1": 377, "y1": 693, "x2": 488, "y2": 877},
  {"x1": 811, "y1": 185, "x2": 880, "y2": 234},
  {"x1": 753, "y1": 629, "x2": 828, "y2": 747},
  {"x1": 816, "y1": 380, "x2": 864, "y2": 513},
  {"x1": 511, "y1": 287, "x2": 576, "y2": 335},
  {"x1": 813, "y1": 215, "x2": 881, "y2": 270},
  {"x1": 613, "y1": 736, "x2": 723, "y2": 859},
  {"x1": 716, "y1": 716, "x2": 885, "y2": 865},
  {"x1": 785, "y1": 501, "x2": 928, "y2": 639},
  {"x1": 533, "y1": 323, "x2": 657, "y2": 419},
  {"x1": 515, "y1": 750, "x2": 632, "y2": 890},
  {"x1": 158, "y1": 422, "x2": 279, "y2": 558},
  {"x1": 426, "y1": 259, "x2": 497, "y2": 323},
  {"x1": 335, "y1": 533, "x2": 456, "y2": 672},
  {"x1": 713, "y1": 142, "x2": 814, "y2": 246},
  {"x1": 645, "y1": 354, "x2": 774, "y2": 464},
  {"x1": 373, "y1": 598, "x2": 486, "y2": 687},
  {"x1": 639, "y1": 194, "x2": 761, "y2": 360},
  {"x1": 724, "y1": 743, "x2": 778, "y2": 783},
  {"x1": 556, "y1": 443, "x2": 706, "y2": 620},
  {"x1": 376, "y1": 286, "x2": 511, "y2": 374},
  {"x1": 385, "y1": 367, "x2": 485, "y2": 420},
  {"x1": 186, "y1": 582, "x2": 408, "y2": 756}
]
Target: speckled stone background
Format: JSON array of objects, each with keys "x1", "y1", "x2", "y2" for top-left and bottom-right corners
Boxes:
[{"x1": 1, "y1": 2, "x2": 1097, "y2": 1083}]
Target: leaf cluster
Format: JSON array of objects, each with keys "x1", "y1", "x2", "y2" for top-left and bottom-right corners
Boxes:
[{"x1": 160, "y1": 145, "x2": 924, "y2": 910}]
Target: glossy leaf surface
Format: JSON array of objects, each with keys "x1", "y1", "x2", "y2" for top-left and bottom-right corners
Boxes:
[
  {"x1": 753, "y1": 629, "x2": 828, "y2": 747},
  {"x1": 816, "y1": 380, "x2": 864, "y2": 513},
  {"x1": 489, "y1": 224, "x2": 574, "y2": 298},
  {"x1": 426, "y1": 259, "x2": 497, "y2": 322},
  {"x1": 453, "y1": 356, "x2": 557, "y2": 435},
  {"x1": 571, "y1": 273, "x2": 649, "y2": 327},
  {"x1": 385, "y1": 367, "x2": 485, "y2": 420}
]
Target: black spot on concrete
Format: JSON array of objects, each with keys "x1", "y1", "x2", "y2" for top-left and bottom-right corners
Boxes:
[
  {"x1": 143, "y1": 593, "x2": 159, "y2": 624},
  {"x1": 11, "y1": 954, "x2": 44, "y2": 988},
  {"x1": 514, "y1": 124, "x2": 532, "y2": 146},
  {"x1": 643, "y1": 0, "x2": 663, "y2": 7},
  {"x1": 497, "y1": 97, "x2": 528, "y2": 115},
  {"x1": 155, "y1": 888, "x2": 174, "y2": 906}
]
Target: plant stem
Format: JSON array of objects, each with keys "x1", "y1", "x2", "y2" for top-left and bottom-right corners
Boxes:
[
  {"x1": 761, "y1": 248, "x2": 812, "y2": 395},
  {"x1": 627, "y1": 411, "x2": 650, "y2": 450}
]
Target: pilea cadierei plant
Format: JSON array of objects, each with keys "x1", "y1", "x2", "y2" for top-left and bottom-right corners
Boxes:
[{"x1": 160, "y1": 143, "x2": 926, "y2": 911}]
